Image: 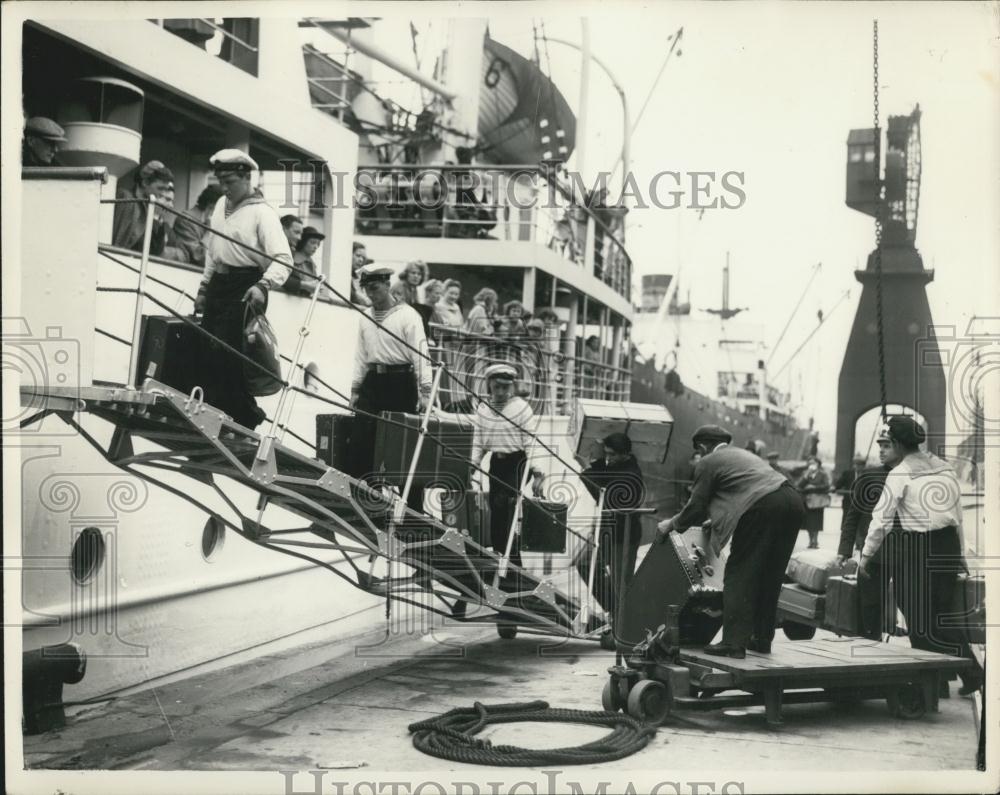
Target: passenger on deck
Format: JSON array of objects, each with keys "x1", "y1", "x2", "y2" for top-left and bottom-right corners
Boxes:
[
  {"x1": 576, "y1": 432, "x2": 647, "y2": 647},
  {"x1": 193, "y1": 149, "x2": 291, "y2": 429},
  {"x1": 170, "y1": 184, "x2": 224, "y2": 267},
  {"x1": 112, "y1": 160, "x2": 176, "y2": 256},
  {"x1": 423, "y1": 279, "x2": 444, "y2": 311},
  {"x1": 433, "y1": 279, "x2": 465, "y2": 329},
  {"x1": 351, "y1": 242, "x2": 373, "y2": 306},
  {"x1": 390, "y1": 260, "x2": 428, "y2": 306},
  {"x1": 285, "y1": 226, "x2": 324, "y2": 295},
  {"x1": 500, "y1": 300, "x2": 528, "y2": 339},
  {"x1": 471, "y1": 363, "x2": 535, "y2": 576},
  {"x1": 22, "y1": 117, "x2": 66, "y2": 167},
  {"x1": 859, "y1": 416, "x2": 982, "y2": 695},
  {"x1": 464, "y1": 288, "x2": 498, "y2": 336},
  {"x1": 280, "y1": 214, "x2": 304, "y2": 252},
  {"x1": 656, "y1": 424, "x2": 805, "y2": 659},
  {"x1": 582, "y1": 335, "x2": 602, "y2": 396}
]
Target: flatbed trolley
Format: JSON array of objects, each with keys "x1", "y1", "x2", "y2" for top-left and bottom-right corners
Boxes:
[{"x1": 603, "y1": 608, "x2": 974, "y2": 727}]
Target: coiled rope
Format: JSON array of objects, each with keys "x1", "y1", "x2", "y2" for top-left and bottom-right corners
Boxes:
[{"x1": 407, "y1": 700, "x2": 656, "y2": 766}]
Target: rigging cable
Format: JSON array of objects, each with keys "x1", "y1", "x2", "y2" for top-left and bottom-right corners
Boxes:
[
  {"x1": 772, "y1": 289, "x2": 852, "y2": 380},
  {"x1": 767, "y1": 262, "x2": 821, "y2": 367}
]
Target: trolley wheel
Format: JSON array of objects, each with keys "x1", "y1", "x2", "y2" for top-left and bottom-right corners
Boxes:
[
  {"x1": 887, "y1": 684, "x2": 926, "y2": 720},
  {"x1": 626, "y1": 679, "x2": 671, "y2": 725},
  {"x1": 602, "y1": 678, "x2": 623, "y2": 712},
  {"x1": 496, "y1": 621, "x2": 518, "y2": 640},
  {"x1": 782, "y1": 621, "x2": 817, "y2": 641}
]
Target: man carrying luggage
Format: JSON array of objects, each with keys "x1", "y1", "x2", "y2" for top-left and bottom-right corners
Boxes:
[
  {"x1": 656, "y1": 425, "x2": 805, "y2": 658},
  {"x1": 859, "y1": 416, "x2": 982, "y2": 695},
  {"x1": 576, "y1": 432, "x2": 646, "y2": 647}
]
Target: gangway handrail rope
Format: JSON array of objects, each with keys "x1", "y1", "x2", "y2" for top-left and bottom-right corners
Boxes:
[
  {"x1": 94, "y1": 279, "x2": 593, "y2": 547},
  {"x1": 100, "y1": 198, "x2": 603, "y2": 488}
]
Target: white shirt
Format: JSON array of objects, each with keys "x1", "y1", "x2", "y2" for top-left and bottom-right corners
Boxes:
[
  {"x1": 351, "y1": 303, "x2": 432, "y2": 398},
  {"x1": 201, "y1": 193, "x2": 292, "y2": 289},
  {"x1": 862, "y1": 451, "x2": 963, "y2": 558},
  {"x1": 471, "y1": 396, "x2": 535, "y2": 464}
]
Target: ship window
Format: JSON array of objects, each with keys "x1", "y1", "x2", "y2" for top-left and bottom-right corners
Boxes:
[
  {"x1": 202, "y1": 516, "x2": 226, "y2": 560},
  {"x1": 71, "y1": 527, "x2": 106, "y2": 584},
  {"x1": 155, "y1": 18, "x2": 259, "y2": 77}
]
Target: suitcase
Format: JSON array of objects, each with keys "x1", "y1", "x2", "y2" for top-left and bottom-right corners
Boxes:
[
  {"x1": 949, "y1": 574, "x2": 985, "y2": 644},
  {"x1": 567, "y1": 399, "x2": 674, "y2": 465},
  {"x1": 521, "y1": 499, "x2": 568, "y2": 553},
  {"x1": 825, "y1": 575, "x2": 860, "y2": 635},
  {"x1": 375, "y1": 411, "x2": 474, "y2": 489},
  {"x1": 135, "y1": 314, "x2": 202, "y2": 394},
  {"x1": 786, "y1": 548, "x2": 849, "y2": 594},
  {"x1": 315, "y1": 414, "x2": 356, "y2": 471},
  {"x1": 616, "y1": 528, "x2": 724, "y2": 650},
  {"x1": 438, "y1": 490, "x2": 490, "y2": 549},
  {"x1": 778, "y1": 583, "x2": 825, "y2": 622}
]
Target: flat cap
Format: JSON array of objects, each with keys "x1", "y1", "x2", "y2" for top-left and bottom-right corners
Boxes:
[
  {"x1": 138, "y1": 160, "x2": 174, "y2": 183},
  {"x1": 210, "y1": 148, "x2": 259, "y2": 172},
  {"x1": 25, "y1": 117, "x2": 67, "y2": 142},
  {"x1": 692, "y1": 424, "x2": 732, "y2": 447},
  {"x1": 358, "y1": 264, "x2": 394, "y2": 284},
  {"x1": 301, "y1": 226, "x2": 326, "y2": 241},
  {"x1": 886, "y1": 415, "x2": 926, "y2": 446},
  {"x1": 767, "y1": 451, "x2": 781, "y2": 460},
  {"x1": 483, "y1": 363, "x2": 518, "y2": 382}
]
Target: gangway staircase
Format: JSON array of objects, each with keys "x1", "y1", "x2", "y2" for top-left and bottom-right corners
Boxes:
[{"x1": 21, "y1": 379, "x2": 592, "y2": 640}]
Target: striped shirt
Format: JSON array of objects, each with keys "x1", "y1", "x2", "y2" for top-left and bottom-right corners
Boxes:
[
  {"x1": 471, "y1": 396, "x2": 535, "y2": 464},
  {"x1": 351, "y1": 303, "x2": 432, "y2": 398},
  {"x1": 201, "y1": 191, "x2": 292, "y2": 290}
]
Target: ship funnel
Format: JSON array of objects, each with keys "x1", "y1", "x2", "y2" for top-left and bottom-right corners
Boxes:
[{"x1": 57, "y1": 77, "x2": 144, "y2": 178}]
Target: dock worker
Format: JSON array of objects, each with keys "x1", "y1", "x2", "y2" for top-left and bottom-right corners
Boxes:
[
  {"x1": 348, "y1": 264, "x2": 432, "y2": 515},
  {"x1": 859, "y1": 416, "x2": 983, "y2": 695},
  {"x1": 576, "y1": 432, "x2": 647, "y2": 647},
  {"x1": 194, "y1": 149, "x2": 292, "y2": 429},
  {"x1": 470, "y1": 363, "x2": 535, "y2": 576},
  {"x1": 22, "y1": 117, "x2": 66, "y2": 166},
  {"x1": 656, "y1": 424, "x2": 805, "y2": 658},
  {"x1": 837, "y1": 427, "x2": 893, "y2": 641}
]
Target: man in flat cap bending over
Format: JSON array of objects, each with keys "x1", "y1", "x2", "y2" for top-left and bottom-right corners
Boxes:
[
  {"x1": 656, "y1": 425, "x2": 805, "y2": 658},
  {"x1": 194, "y1": 149, "x2": 292, "y2": 429},
  {"x1": 860, "y1": 416, "x2": 982, "y2": 695}
]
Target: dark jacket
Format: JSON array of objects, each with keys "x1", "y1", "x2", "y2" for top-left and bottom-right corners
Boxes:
[
  {"x1": 580, "y1": 455, "x2": 645, "y2": 512},
  {"x1": 837, "y1": 465, "x2": 891, "y2": 559},
  {"x1": 672, "y1": 445, "x2": 789, "y2": 555}
]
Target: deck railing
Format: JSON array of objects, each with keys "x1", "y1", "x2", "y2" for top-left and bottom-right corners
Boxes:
[{"x1": 354, "y1": 164, "x2": 633, "y2": 301}]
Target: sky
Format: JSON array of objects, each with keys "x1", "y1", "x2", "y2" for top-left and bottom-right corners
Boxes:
[{"x1": 475, "y1": 2, "x2": 1000, "y2": 448}]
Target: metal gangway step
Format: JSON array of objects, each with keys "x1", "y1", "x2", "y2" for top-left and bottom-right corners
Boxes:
[{"x1": 21, "y1": 379, "x2": 593, "y2": 640}]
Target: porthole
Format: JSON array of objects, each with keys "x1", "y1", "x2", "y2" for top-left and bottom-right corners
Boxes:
[
  {"x1": 201, "y1": 516, "x2": 226, "y2": 560},
  {"x1": 71, "y1": 527, "x2": 106, "y2": 584}
]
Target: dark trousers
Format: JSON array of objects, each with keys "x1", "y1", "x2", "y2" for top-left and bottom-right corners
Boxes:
[
  {"x1": 201, "y1": 270, "x2": 265, "y2": 429},
  {"x1": 350, "y1": 368, "x2": 423, "y2": 514},
  {"x1": 489, "y1": 450, "x2": 526, "y2": 570},
  {"x1": 575, "y1": 512, "x2": 641, "y2": 622},
  {"x1": 723, "y1": 483, "x2": 805, "y2": 647},
  {"x1": 883, "y1": 525, "x2": 981, "y2": 686}
]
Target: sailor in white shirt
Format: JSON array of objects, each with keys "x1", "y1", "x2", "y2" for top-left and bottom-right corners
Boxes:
[
  {"x1": 471, "y1": 363, "x2": 535, "y2": 571},
  {"x1": 194, "y1": 149, "x2": 291, "y2": 429},
  {"x1": 860, "y1": 416, "x2": 982, "y2": 694},
  {"x1": 347, "y1": 265, "x2": 432, "y2": 513}
]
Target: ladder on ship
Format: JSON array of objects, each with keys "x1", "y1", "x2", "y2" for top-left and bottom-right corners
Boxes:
[{"x1": 21, "y1": 378, "x2": 590, "y2": 639}]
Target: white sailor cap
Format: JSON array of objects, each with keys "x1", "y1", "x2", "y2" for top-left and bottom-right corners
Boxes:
[
  {"x1": 209, "y1": 148, "x2": 259, "y2": 172},
  {"x1": 483, "y1": 363, "x2": 518, "y2": 382},
  {"x1": 357, "y1": 264, "x2": 394, "y2": 285}
]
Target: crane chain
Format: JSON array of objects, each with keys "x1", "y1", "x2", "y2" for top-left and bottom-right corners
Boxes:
[{"x1": 873, "y1": 20, "x2": 888, "y2": 421}]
